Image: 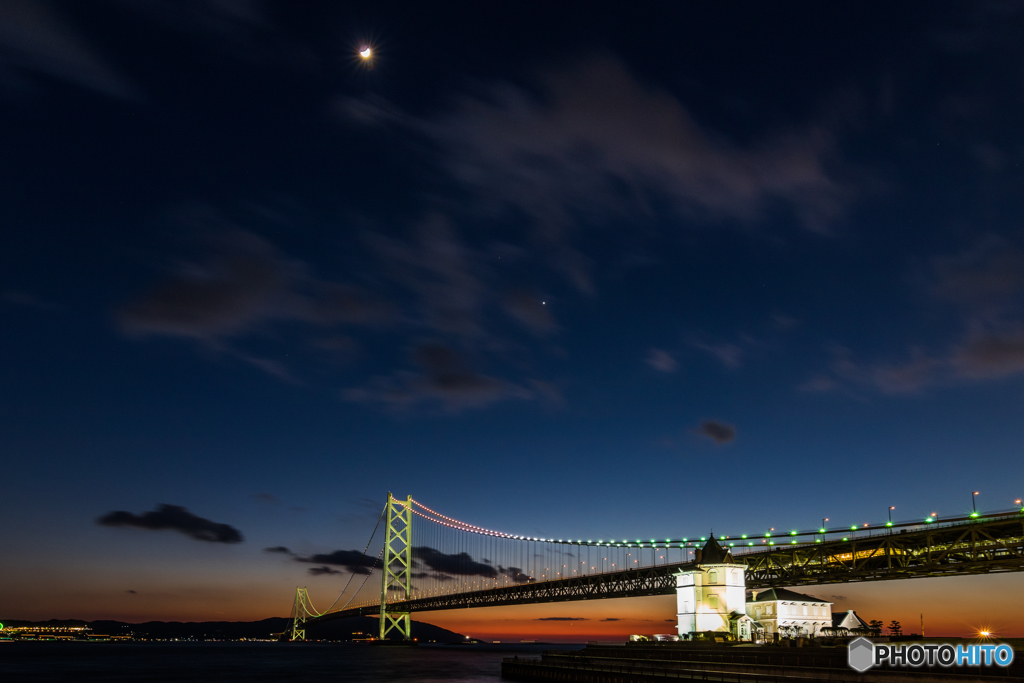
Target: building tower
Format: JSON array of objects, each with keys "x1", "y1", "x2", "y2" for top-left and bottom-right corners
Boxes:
[{"x1": 676, "y1": 535, "x2": 748, "y2": 638}]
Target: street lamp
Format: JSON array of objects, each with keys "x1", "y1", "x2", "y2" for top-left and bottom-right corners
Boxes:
[
  {"x1": 887, "y1": 506, "x2": 895, "y2": 532},
  {"x1": 971, "y1": 491, "x2": 979, "y2": 518}
]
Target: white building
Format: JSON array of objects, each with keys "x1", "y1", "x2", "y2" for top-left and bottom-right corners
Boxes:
[
  {"x1": 675, "y1": 536, "x2": 833, "y2": 641},
  {"x1": 676, "y1": 535, "x2": 750, "y2": 639},
  {"x1": 746, "y1": 588, "x2": 833, "y2": 638}
]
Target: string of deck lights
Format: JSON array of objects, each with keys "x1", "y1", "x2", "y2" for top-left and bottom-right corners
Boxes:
[{"x1": 409, "y1": 499, "x2": 1024, "y2": 551}]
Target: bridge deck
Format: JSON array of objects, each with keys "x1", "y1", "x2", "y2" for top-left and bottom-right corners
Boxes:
[{"x1": 305, "y1": 512, "x2": 1024, "y2": 627}]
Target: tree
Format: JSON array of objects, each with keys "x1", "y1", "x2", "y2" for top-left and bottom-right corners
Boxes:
[
  {"x1": 868, "y1": 620, "x2": 883, "y2": 633},
  {"x1": 888, "y1": 620, "x2": 902, "y2": 636}
]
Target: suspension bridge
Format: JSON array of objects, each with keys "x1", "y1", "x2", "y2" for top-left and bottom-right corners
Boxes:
[{"x1": 288, "y1": 494, "x2": 1024, "y2": 641}]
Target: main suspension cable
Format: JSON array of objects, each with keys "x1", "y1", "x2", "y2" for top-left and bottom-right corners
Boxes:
[{"x1": 321, "y1": 503, "x2": 387, "y2": 614}]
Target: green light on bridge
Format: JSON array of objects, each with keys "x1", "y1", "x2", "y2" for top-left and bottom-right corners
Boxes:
[
  {"x1": 790, "y1": 531, "x2": 797, "y2": 536},
  {"x1": 885, "y1": 522, "x2": 893, "y2": 527},
  {"x1": 741, "y1": 534, "x2": 747, "y2": 539},
  {"x1": 819, "y1": 528, "x2": 826, "y2": 533},
  {"x1": 850, "y1": 525, "x2": 857, "y2": 531}
]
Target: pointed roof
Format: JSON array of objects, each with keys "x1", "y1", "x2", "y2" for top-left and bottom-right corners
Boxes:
[
  {"x1": 699, "y1": 534, "x2": 735, "y2": 564},
  {"x1": 833, "y1": 610, "x2": 869, "y2": 629}
]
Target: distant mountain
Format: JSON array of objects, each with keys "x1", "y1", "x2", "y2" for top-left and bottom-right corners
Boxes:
[{"x1": 0, "y1": 617, "x2": 466, "y2": 642}]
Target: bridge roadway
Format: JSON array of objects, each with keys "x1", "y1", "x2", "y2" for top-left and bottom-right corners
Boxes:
[{"x1": 305, "y1": 510, "x2": 1024, "y2": 627}]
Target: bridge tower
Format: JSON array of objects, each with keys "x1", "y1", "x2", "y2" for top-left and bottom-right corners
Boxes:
[
  {"x1": 379, "y1": 492, "x2": 413, "y2": 640},
  {"x1": 290, "y1": 587, "x2": 316, "y2": 641}
]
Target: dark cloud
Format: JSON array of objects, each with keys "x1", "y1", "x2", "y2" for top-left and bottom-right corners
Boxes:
[
  {"x1": 646, "y1": 349, "x2": 678, "y2": 373},
  {"x1": 253, "y1": 492, "x2": 278, "y2": 504},
  {"x1": 811, "y1": 329, "x2": 1024, "y2": 395},
  {"x1": 409, "y1": 546, "x2": 532, "y2": 583},
  {"x1": 264, "y1": 546, "x2": 293, "y2": 555},
  {"x1": 535, "y1": 617, "x2": 589, "y2": 621},
  {"x1": 344, "y1": 343, "x2": 531, "y2": 412},
  {"x1": 814, "y1": 239, "x2": 1024, "y2": 396},
  {"x1": 97, "y1": 504, "x2": 243, "y2": 543},
  {"x1": 118, "y1": 227, "x2": 394, "y2": 343},
  {"x1": 831, "y1": 595, "x2": 848, "y2": 601},
  {"x1": 126, "y1": 590, "x2": 137, "y2": 594},
  {"x1": 931, "y1": 236, "x2": 1024, "y2": 318},
  {"x1": 600, "y1": 618, "x2": 620, "y2": 622},
  {"x1": 117, "y1": 230, "x2": 300, "y2": 341},
  {"x1": 695, "y1": 420, "x2": 736, "y2": 445},
  {"x1": 0, "y1": 0, "x2": 138, "y2": 98},
  {"x1": 308, "y1": 565, "x2": 342, "y2": 576},
  {"x1": 412, "y1": 546, "x2": 498, "y2": 578},
  {"x1": 296, "y1": 549, "x2": 377, "y2": 574},
  {"x1": 951, "y1": 332, "x2": 1024, "y2": 379}
]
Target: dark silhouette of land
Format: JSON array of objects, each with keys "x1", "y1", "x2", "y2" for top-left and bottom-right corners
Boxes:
[{"x1": 0, "y1": 617, "x2": 466, "y2": 642}]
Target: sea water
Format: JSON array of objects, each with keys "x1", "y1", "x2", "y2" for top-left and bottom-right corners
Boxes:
[{"x1": 0, "y1": 642, "x2": 582, "y2": 682}]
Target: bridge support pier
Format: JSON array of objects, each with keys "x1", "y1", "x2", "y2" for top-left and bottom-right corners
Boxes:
[{"x1": 379, "y1": 492, "x2": 413, "y2": 640}]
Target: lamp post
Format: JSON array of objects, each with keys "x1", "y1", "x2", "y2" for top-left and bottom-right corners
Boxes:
[
  {"x1": 887, "y1": 506, "x2": 895, "y2": 533},
  {"x1": 971, "y1": 491, "x2": 979, "y2": 518},
  {"x1": 820, "y1": 518, "x2": 828, "y2": 543}
]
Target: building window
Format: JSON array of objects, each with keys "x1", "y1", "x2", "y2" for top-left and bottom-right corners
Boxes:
[
  {"x1": 803, "y1": 606, "x2": 808, "y2": 616},
  {"x1": 708, "y1": 571, "x2": 717, "y2": 584},
  {"x1": 709, "y1": 595, "x2": 718, "y2": 609}
]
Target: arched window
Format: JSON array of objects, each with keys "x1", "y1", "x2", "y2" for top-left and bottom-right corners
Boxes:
[{"x1": 708, "y1": 570, "x2": 718, "y2": 584}]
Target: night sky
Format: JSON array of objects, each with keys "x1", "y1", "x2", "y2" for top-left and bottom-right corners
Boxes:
[{"x1": 3, "y1": 1, "x2": 1024, "y2": 639}]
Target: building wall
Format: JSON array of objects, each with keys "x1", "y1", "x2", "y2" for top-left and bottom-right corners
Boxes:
[
  {"x1": 676, "y1": 563, "x2": 746, "y2": 636},
  {"x1": 745, "y1": 599, "x2": 832, "y2": 636}
]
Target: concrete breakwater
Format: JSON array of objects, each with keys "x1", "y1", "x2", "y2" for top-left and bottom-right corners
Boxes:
[{"x1": 501, "y1": 642, "x2": 1023, "y2": 682}]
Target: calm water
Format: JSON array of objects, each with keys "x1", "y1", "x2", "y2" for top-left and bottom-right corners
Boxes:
[{"x1": 0, "y1": 642, "x2": 582, "y2": 682}]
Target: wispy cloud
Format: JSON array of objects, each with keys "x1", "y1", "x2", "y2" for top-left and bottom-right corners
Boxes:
[
  {"x1": 692, "y1": 341, "x2": 744, "y2": 370},
  {"x1": 646, "y1": 348, "x2": 678, "y2": 373},
  {"x1": 0, "y1": 0, "x2": 137, "y2": 99},
  {"x1": 429, "y1": 56, "x2": 850, "y2": 237}
]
